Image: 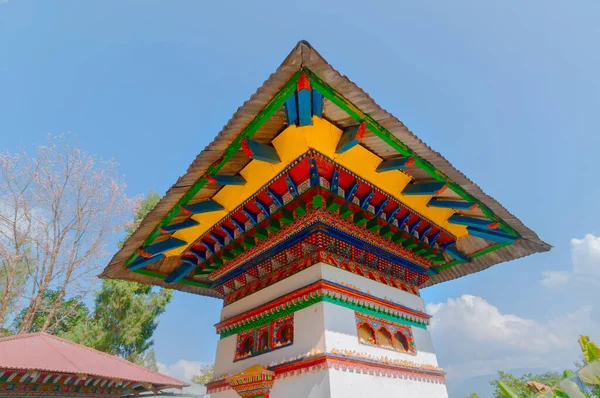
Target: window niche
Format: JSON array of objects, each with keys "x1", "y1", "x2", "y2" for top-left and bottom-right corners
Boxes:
[
  {"x1": 355, "y1": 313, "x2": 416, "y2": 354},
  {"x1": 234, "y1": 314, "x2": 294, "y2": 361}
]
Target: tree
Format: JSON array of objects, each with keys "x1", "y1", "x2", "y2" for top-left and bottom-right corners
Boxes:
[
  {"x1": 490, "y1": 371, "x2": 564, "y2": 398},
  {"x1": 0, "y1": 136, "x2": 134, "y2": 333},
  {"x1": 192, "y1": 364, "x2": 215, "y2": 386},
  {"x1": 65, "y1": 192, "x2": 173, "y2": 369},
  {"x1": 66, "y1": 279, "x2": 172, "y2": 367},
  {"x1": 12, "y1": 288, "x2": 89, "y2": 336},
  {"x1": 466, "y1": 393, "x2": 480, "y2": 398}
]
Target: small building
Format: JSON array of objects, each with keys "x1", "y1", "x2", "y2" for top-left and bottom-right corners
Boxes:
[
  {"x1": 0, "y1": 333, "x2": 188, "y2": 397},
  {"x1": 101, "y1": 41, "x2": 549, "y2": 397}
]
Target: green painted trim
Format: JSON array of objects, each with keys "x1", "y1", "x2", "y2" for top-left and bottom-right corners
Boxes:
[
  {"x1": 134, "y1": 269, "x2": 211, "y2": 288},
  {"x1": 304, "y1": 68, "x2": 519, "y2": 238},
  {"x1": 128, "y1": 65, "x2": 518, "y2": 283},
  {"x1": 126, "y1": 70, "x2": 303, "y2": 269},
  {"x1": 434, "y1": 242, "x2": 511, "y2": 273},
  {"x1": 219, "y1": 291, "x2": 427, "y2": 338}
]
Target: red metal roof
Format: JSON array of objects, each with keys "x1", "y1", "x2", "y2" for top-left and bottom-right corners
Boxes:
[{"x1": 0, "y1": 333, "x2": 188, "y2": 388}]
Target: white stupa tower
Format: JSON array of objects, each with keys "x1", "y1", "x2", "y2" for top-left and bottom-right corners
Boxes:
[{"x1": 102, "y1": 41, "x2": 549, "y2": 398}]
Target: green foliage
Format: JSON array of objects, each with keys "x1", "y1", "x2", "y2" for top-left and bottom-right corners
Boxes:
[
  {"x1": 65, "y1": 279, "x2": 172, "y2": 365},
  {"x1": 119, "y1": 191, "x2": 161, "y2": 247},
  {"x1": 12, "y1": 289, "x2": 89, "y2": 336},
  {"x1": 466, "y1": 393, "x2": 481, "y2": 398},
  {"x1": 192, "y1": 364, "x2": 214, "y2": 386},
  {"x1": 575, "y1": 357, "x2": 600, "y2": 396},
  {"x1": 64, "y1": 192, "x2": 172, "y2": 369},
  {"x1": 490, "y1": 371, "x2": 563, "y2": 398}
]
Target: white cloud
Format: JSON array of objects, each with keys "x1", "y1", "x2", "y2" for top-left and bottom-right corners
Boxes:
[
  {"x1": 541, "y1": 271, "x2": 571, "y2": 288},
  {"x1": 427, "y1": 295, "x2": 599, "y2": 389},
  {"x1": 157, "y1": 359, "x2": 209, "y2": 383},
  {"x1": 571, "y1": 234, "x2": 600, "y2": 278},
  {"x1": 541, "y1": 234, "x2": 600, "y2": 289}
]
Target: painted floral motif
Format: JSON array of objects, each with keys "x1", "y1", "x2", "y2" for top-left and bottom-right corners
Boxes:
[
  {"x1": 355, "y1": 312, "x2": 416, "y2": 354},
  {"x1": 234, "y1": 314, "x2": 294, "y2": 361},
  {"x1": 207, "y1": 348, "x2": 446, "y2": 395}
]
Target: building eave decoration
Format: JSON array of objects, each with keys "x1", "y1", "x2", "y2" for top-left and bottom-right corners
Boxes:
[
  {"x1": 225, "y1": 365, "x2": 275, "y2": 398},
  {"x1": 207, "y1": 350, "x2": 446, "y2": 395},
  {"x1": 0, "y1": 369, "x2": 145, "y2": 397},
  {"x1": 216, "y1": 280, "x2": 430, "y2": 338}
]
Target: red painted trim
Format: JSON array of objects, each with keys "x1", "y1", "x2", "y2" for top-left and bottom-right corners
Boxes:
[
  {"x1": 433, "y1": 184, "x2": 448, "y2": 195},
  {"x1": 207, "y1": 176, "x2": 217, "y2": 185},
  {"x1": 405, "y1": 157, "x2": 415, "y2": 167},
  {"x1": 206, "y1": 353, "x2": 445, "y2": 394},
  {"x1": 138, "y1": 249, "x2": 152, "y2": 258},
  {"x1": 240, "y1": 138, "x2": 254, "y2": 158},
  {"x1": 297, "y1": 73, "x2": 311, "y2": 91},
  {"x1": 356, "y1": 122, "x2": 366, "y2": 141},
  {"x1": 215, "y1": 280, "x2": 430, "y2": 333}
]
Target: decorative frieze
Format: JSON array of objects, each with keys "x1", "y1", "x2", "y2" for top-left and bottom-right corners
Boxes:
[
  {"x1": 234, "y1": 314, "x2": 294, "y2": 361},
  {"x1": 217, "y1": 280, "x2": 430, "y2": 338},
  {"x1": 206, "y1": 350, "x2": 446, "y2": 395}
]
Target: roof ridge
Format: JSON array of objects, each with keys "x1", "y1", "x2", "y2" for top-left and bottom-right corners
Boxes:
[
  {"x1": 0, "y1": 332, "x2": 187, "y2": 387},
  {"x1": 40, "y1": 333, "x2": 186, "y2": 385}
]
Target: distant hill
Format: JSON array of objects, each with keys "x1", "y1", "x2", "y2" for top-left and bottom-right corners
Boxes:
[{"x1": 448, "y1": 367, "x2": 552, "y2": 398}]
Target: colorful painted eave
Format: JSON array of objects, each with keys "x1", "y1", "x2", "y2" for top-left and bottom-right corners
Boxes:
[
  {"x1": 100, "y1": 41, "x2": 550, "y2": 295},
  {"x1": 0, "y1": 333, "x2": 188, "y2": 396}
]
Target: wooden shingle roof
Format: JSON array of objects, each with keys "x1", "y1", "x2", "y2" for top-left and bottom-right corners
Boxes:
[{"x1": 100, "y1": 41, "x2": 550, "y2": 295}]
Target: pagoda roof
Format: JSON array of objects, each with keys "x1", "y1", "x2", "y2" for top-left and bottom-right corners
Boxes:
[
  {"x1": 100, "y1": 41, "x2": 549, "y2": 296},
  {"x1": 0, "y1": 333, "x2": 188, "y2": 394}
]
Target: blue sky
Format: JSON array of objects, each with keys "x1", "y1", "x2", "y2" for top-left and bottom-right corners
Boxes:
[{"x1": 2, "y1": 1, "x2": 599, "y2": 396}]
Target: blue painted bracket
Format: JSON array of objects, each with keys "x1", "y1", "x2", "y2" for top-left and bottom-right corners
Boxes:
[
  {"x1": 159, "y1": 219, "x2": 199, "y2": 234},
  {"x1": 243, "y1": 207, "x2": 258, "y2": 225},
  {"x1": 428, "y1": 230, "x2": 442, "y2": 246},
  {"x1": 284, "y1": 95, "x2": 298, "y2": 125},
  {"x1": 427, "y1": 198, "x2": 477, "y2": 210},
  {"x1": 241, "y1": 139, "x2": 281, "y2": 164},
  {"x1": 298, "y1": 89, "x2": 312, "y2": 126},
  {"x1": 202, "y1": 241, "x2": 215, "y2": 256},
  {"x1": 449, "y1": 215, "x2": 498, "y2": 229},
  {"x1": 345, "y1": 181, "x2": 359, "y2": 201},
  {"x1": 286, "y1": 175, "x2": 299, "y2": 197},
  {"x1": 398, "y1": 212, "x2": 411, "y2": 229},
  {"x1": 221, "y1": 225, "x2": 235, "y2": 241},
  {"x1": 128, "y1": 253, "x2": 165, "y2": 271},
  {"x1": 402, "y1": 182, "x2": 448, "y2": 196},
  {"x1": 208, "y1": 175, "x2": 246, "y2": 186},
  {"x1": 408, "y1": 219, "x2": 422, "y2": 235},
  {"x1": 376, "y1": 157, "x2": 413, "y2": 172},
  {"x1": 255, "y1": 198, "x2": 271, "y2": 217},
  {"x1": 386, "y1": 205, "x2": 400, "y2": 222},
  {"x1": 182, "y1": 200, "x2": 224, "y2": 215},
  {"x1": 165, "y1": 259, "x2": 197, "y2": 284},
  {"x1": 188, "y1": 249, "x2": 206, "y2": 262},
  {"x1": 374, "y1": 198, "x2": 389, "y2": 217},
  {"x1": 140, "y1": 238, "x2": 186, "y2": 257},
  {"x1": 309, "y1": 158, "x2": 320, "y2": 187},
  {"x1": 330, "y1": 169, "x2": 340, "y2": 193},
  {"x1": 419, "y1": 225, "x2": 432, "y2": 240},
  {"x1": 230, "y1": 218, "x2": 246, "y2": 234},
  {"x1": 312, "y1": 89, "x2": 323, "y2": 117},
  {"x1": 446, "y1": 246, "x2": 471, "y2": 263},
  {"x1": 360, "y1": 190, "x2": 374, "y2": 209},
  {"x1": 210, "y1": 232, "x2": 225, "y2": 247},
  {"x1": 336, "y1": 122, "x2": 365, "y2": 154},
  {"x1": 467, "y1": 226, "x2": 518, "y2": 243},
  {"x1": 267, "y1": 188, "x2": 284, "y2": 208}
]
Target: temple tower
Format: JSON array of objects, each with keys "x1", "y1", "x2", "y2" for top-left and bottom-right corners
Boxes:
[{"x1": 101, "y1": 41, "x2": 549, "y2": 398}]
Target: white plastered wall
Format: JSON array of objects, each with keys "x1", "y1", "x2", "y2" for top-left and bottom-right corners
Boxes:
[{"x1": 212, "y1": 262, "x2": 447, "y2": 397}]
